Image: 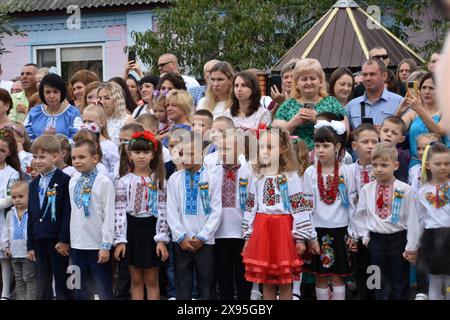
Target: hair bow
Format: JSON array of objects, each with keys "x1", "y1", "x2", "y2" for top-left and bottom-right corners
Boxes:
[
  {"x1": 130, "y1": 130, "x2": 158, "y2": 152},
  {"x1": 314, "y1": 120, "x2": 346, "y2": 135},
  {"x1": 254, "y1": 123, "x2": 269, "y2": 139},
  {"x1": 80, "y1": 122, "x2": 101, "y2": 134}
]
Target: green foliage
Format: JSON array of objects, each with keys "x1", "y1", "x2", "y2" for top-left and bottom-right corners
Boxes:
[{"x1": 0, "y1": 2, "x2": 27, "y2": 56}]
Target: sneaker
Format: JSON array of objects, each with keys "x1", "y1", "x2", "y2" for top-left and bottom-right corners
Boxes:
[
  {"x1": 168, "y1": 297, "x2": 176, "y2": 300},
  {"x1": 293, "y1": 293, "x2": 301, "y2": 300},
  {"x1": 250, "y1": 290, "x2": 262, "y2": 300},
  {"x1": 415, "y1": 293, "x2": 428, "y2": 300}
]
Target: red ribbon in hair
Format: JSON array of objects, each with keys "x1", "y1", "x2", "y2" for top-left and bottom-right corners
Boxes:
[{"x1": 130, "y1": 130, "x2": 159, "y2": 152}]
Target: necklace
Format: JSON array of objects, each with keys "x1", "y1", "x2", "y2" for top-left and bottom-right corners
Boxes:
[
  {"x1": 45, "y1": 103, "x2": 65, "y2": 116},
  {"x1": 317, "y1": 160, "x2": 340, "y2": 205}
]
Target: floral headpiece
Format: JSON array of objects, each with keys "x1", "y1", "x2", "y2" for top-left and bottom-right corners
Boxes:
[
  {"x1": 254, "y1": 123, "x2": 270, "y2": 139},
  {"x1": 80, "y1": 122, "x2": 101, "y2": 134},
  {"x1": 129, "y1": 130, "x2": 158, "y2": 152},
  {"x1": 0, "y1": 128, "x2": 14, "y2": 139},
  {"x1": 153, "y1": 89, "x2": 169, "y2": 98}
]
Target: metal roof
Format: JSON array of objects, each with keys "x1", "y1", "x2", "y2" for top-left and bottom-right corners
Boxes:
[
  {"x1": 0, "y1": 0, "x2": 166, "y2": 13},
  {"x1": 272, "y1": 1, "x2": 425, "y2": 72}
]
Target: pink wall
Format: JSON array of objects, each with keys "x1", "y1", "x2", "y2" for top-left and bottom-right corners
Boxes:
[
  {"x1": 0, "y1": 34, "x2": 31, "y2": 81},
  {"x1": 105, "y1": 25, "x2": 128, "y2": 81}
]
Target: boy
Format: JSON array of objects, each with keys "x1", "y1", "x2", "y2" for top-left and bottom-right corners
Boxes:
[
  {"x1": 379, "y1": 116, "x2": 410, "y2": 182},
  {"x1": 192, "y1": 109, "x2": 215, "y2": 156},
  {"x1": 166, "y1": 131, "x2": 222, "y2": 300},
  {"x1": 136, "y1": 114, "x2": 172, "y2": 163},
  {"x1": 69, "y1": 139, "x2": 115, "y2": 300},
  {"x1": 348, "y1": 123, "x2": 379, "y2": 300},
  {"x1": 352, "y1": 142, "x2": 420, "y2": 300},
  {"x1": 204, "y1": 116, "x2": 236, "y2": 170},
  {"x1": 1, "y1": 181, "x2": 36, "y2": 300},
  {"x1": 27, "y1": 135, "x2": 72, "y2": 300}
]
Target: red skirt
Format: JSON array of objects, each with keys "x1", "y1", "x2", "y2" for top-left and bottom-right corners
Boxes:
[{"x1": 242, "y1": 213, "x2": 303, "y2": 284}]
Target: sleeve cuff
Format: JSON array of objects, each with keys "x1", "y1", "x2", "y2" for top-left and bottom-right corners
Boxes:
[
  {"x1": 196, "y1": 234, "x2": 207, "y2": 242},
  {"x1": 101, "y1": 243, "x2": 112, "y2": 250},
  {"x1": 176, "y1": 234, "x2": 186, "y2": 244}
]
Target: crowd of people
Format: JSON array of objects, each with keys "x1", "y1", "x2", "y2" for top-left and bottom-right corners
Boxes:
[{"x1": 0, "y1": 45, "x2": 448, "y2": 301}]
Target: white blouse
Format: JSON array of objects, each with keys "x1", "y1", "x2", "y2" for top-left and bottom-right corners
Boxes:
[
  {"x1": 0, "y1": 165, "x2": 19, "y2": 259},
  {"x1": 198, "y1": 100, "x2": 227, "y2": 119},
  {"x1": 223, "y1": 106, "x2": 272, "y2": 131},
  {"x1": 416, "y1": 182, "x2": 450, "y2": 230},
  {"x1": 408, "y1": 164, "x2": 422, "y2": 193},
  {"x1": 100, "y1": 139, "x2": 120, "y2": 179},
  {"x1": 107, "y1": 117, "x2": 127, "y2": 146},
  {"x1": 0, "y1": 208, "x2": 29, "y2": 258},
  {"x1": 348, "y1": 160, "x2": 375, "y2": 195}
]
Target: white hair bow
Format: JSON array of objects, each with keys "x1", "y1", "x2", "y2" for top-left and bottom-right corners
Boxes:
[{"x1": 314, "y1": 120, "x2": 346, "y2": 135}]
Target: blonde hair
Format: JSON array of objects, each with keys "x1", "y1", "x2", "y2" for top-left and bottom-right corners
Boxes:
[
  {"x1": 204, "y1": 61, "x2": 235, "y2": 112},
  {"x1": 83, "y1": 104, "x2": 110, "y2": 139},
  {"x1": 166, "y1": 89, "x2": 194, "y2": 121},
  {"x1": 416, "y1": 132, "x2": 441, "y2": 144},
  {"x1": 97, "y1": 82, "x2": 128, "y2": 119},
  {"x1": 372, "y1": 142, "x2": 398, "y2": 162},
  {"x1": 31, "y1": 135, "x2": 61, "y2": 154},
  {"x1": 80, "y1": 81, "x2": 100, "y2": 111},
  {"x1": 291, "y1": 58, "x2": 328, "y2": 99}
]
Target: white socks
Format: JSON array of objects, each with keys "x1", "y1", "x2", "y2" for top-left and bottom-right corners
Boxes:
[
  {"x1": 332, "y1": 285, "x2": 346, "y2": 300},
  {"x1": 293, "y1": 276, "x2": 301, "y2": 300},
  {"x1": 315, "y1": 286, "x2": 346, "y2": 300},
  {"x1": 315, "y1": 287, "x2": 329, "y2": 300},
  {"x1": 0, "y1": 259, "x2": 12, "y2": 299},
  {"x1": 428, "y1": 274, "x2": 450, "y2": 300}
]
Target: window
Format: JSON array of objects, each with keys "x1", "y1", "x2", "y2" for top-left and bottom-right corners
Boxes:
[{"x1": 34, "y1": 44, "x2": 104, "y2": 82}]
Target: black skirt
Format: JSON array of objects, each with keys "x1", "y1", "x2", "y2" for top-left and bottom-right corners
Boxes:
[
  {"x1": 418, "y1": 228, "x2": 450, "y2": 275},
  {"x1": 306, "y1": 227, "x2": 352, "y2": 276},
  {"x1": 126, "y1": 213, "x2": 166, "y2": 268}
]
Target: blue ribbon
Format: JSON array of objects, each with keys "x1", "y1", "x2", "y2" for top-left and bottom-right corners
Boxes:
[
  {"x1": 42, "y1": 185, "x2": 57, "y2": 222},
  {"x1": 147, "y1": 179, "x2": 158, "y2": 217},
  {"x1": 199, "y1": 182, "x2": 211, "y2": 215},
  {"x1": 391, "y1": 189, "x2": 404, "y2": 224},
  {"x1": 238, "y1": 178, "x2": 248, "y2": 212},
  {"x1": 277, "y1": 175, "x2": 291, "y2": 212},
  {"x1": 338, "y1": 177, "x2": 349, "y2": 209}
]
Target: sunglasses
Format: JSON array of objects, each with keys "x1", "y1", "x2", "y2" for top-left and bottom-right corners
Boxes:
[
  {"x1": 373, "y1": 54, "x2": 389, "y2": 60},
  {"x1": 157, "y1": 61, "x2": 174, "y2": 69}
]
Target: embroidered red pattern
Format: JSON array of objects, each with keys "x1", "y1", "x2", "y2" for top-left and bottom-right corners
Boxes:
[
  {"x1": 245, "y1": 192, "x2": 255, "y2": 211},
  {"x1": 134, "y1": 183, "x2": 144, "y2": 214},
  {"x1": 376, "y1": 184, "x2": 392, "y2": 219},
  {"x1": 263, "y1": 177, "x2": 280, "y2": 206},
  {"x1": 222, "y1": 169, "x2": 237, "y2": 208}
]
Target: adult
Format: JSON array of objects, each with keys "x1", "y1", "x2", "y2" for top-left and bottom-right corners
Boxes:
[
  {"x1": 385, "y1": 70, "x2": 402, "y2": 95},
  {"x1": 81, "y1": 81, "x2": 100, "y2": 110},
  {"x1": 270, "y1": 59, "x2": 299, "y2": 114},
  {"x1": 24, "y1": 73, "x2": 81, "y2": 141},
  {"x1": 396, "y1": 58, "x2": 418, "y2": 82},
  {"x1": 126, "y1": 75, "x2": 142, "y2": 106},
  {"x1": 97, "y1": 82, "x2": 134, "y2": 145},
  {"x1": 9, "y1": 63, "x2": 38, "y2": 123},
  {"x1": 157, "y1": 53, "x2": 200, "y2": 89},
  {"x1": 0, "y1": 88, "x2": 13, "y2": 129},
  {"x1": 272, "y1": 58, "x2": 347, "y2": 150},
  {"x1": 197, "y1": 61, "x2": 235, "y2": 119},
  {"x1": 428, "y1": 52, "x2": 440, "y2": 73},
  {"x1": 395, "y1": 73, "x2": 447, "y2": 166},
  {"x1": 165, "y1": 89, "x2": 193, "y2": 127},
  {"x1": 109, "y1": 77, "x2": 138, "y2": 114},
  {"x1": 188, "y1": 59, "x2": 220, "y2": 106},
  {"x1": 132, "y1": 75, "x2": 160, "y2": 118},
  {"x1": 224, "y1": 71, "x2": 272, "y2": 130},
  {"x1": 328, "y1": 67, "x2": 354, "y2": 107},
  {"x1": 69, "y1": 70, "x2": 100, "y2": 109},
  {"x1": 0, "y1": 64, "x2": 13, "y2": 92},
  {"x1": 156, "y1": 72, "x2": 187, "y2": 94},
  {"x1": 10, "y1": 77, "x2": 23, "y2": 94},
  {"x1": 346, "y1": 58, "x2": 404, "y2": 129}
]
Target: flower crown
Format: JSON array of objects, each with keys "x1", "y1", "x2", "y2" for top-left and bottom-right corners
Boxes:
[
  {"x1": 129, "y1": 130, "x2": 158, "y2": 152},
  {"x1": 80, "y1": 122, "x2": 101, "y2": 134},
  {"x1": 153, "y1": 89, "x2": 169, "y2": 98}
]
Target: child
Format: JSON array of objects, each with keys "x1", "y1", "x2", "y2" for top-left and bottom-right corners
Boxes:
[
  {"x1": 416, "y1": 143, "x2": 450, "y2": 300},
  {"x1": 55, "y1": 134, "x2": 77, "y2": 177},
  {"x1": 353, "y1": 142, "x2": 420, "y2": 300},
  {"x1": 73, "y1": 127, "x2": 109, "y2": 177},
  {"x1": 27, "y1": 135, "x2": 72, "y2": 300},
  {"x1": 119, "y1": 123, "x2": 145, "y2": 145},
  {"x1": 1, "y1": 181, "x2": 36, "y2": 300},
  {"x1": 114, "y1": 131, "x2": 169, "y2": 300},
  {"x1": 242, "y1": 127, "x2": 316, "y2": 300},
  {"x1": 29, "y1": 159, "x2": 39, "y2": 181},
  {"x1": 83, "y1": 104, "x2": 120, "y2": 179},
  {"x1": 203, "y1": 116, "x2": 236, "y2": 170},
  {"x1": 379, "y1": 116, "x2": 410, "y2": 183},
  {"x1": 409, "y1": 133, "x2": 441, "y2": 194},
  {"x1": 69, "y1": 139, "x2": 116, "y2": 300},
  {"x1": 6, "y1": 123, "x2": 32, "y2": 182},
  {"x1": 0, "y1": 128, "x2": 21, "y2": 300},
  {"x1": 136, "y1": 114, "x2": 171, "y2": 164},
  {"x1": 154, "y1": 96, "x2": 171, "y2": 134},
  {"x1": 301, "y1": 121, "x2": 357, "y2": 300},
  {"x1": 193, "y1": 109, "x2": 215, "y2": 156},
  {"x1": 166, "y1": 131, "x2": 222, "y2": 300},
  {"x1": 210, "y1": 131, "x2": 252, "y2": 300}
]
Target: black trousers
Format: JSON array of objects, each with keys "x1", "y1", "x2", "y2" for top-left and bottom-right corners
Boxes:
[
  {"x1": 215, "y1": 238, "x2": 252, "y2": 300},
  {"x1": 368, "y1": 231, "x2": 410, "y2": 300},
  {"x1": 352, "y1": 242, "x2": 375, "y2": 300},
  {"x1": 173, "y1": 243, "x2": 214, "y2": 300},
  {"x1": 34, "y1": 239, "x2": 72, "y2": 300}
]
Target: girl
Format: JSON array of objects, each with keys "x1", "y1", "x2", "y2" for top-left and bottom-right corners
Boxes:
[
  {"x1": 0, "y1": 128, "x2": 21, "y2": 299},
  {"x1": 416, "y1": 143, "x2": 450, "y2": 300},
  {"x1": 6, "y1": 123, "x2": 33, "y2": 181},
  {"x1": 83, "y1": 104, "x2": 120, "y2": 179},
  {"x1": 302, "y1": 121, "x2": 357, "y2": 300},
  {"x1": 0, "y1": 88, "x2": 13, "y2": 129},
  {"x1": 55, "y1": 134, "x2": 77, "y2": 177},
  {"x1": 242, "y1": 127, "x2": 316, "y2": 300},
  {"x1": 113, "y1": 131, "x2": 169, "y2": 300}
]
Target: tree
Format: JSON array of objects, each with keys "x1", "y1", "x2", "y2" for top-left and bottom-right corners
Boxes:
[{"x1": 0, "y1": 1, "x2": 26, "y2": 56}]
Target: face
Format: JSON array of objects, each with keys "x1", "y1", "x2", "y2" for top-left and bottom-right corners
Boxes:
[
  {"x1": 354, "y1": 74, "x2": 363, "y2": 87},
  {"x1": 259, "y1": 132, "x2": 281, "y2": 166},
  {"x1": 86, "y1": 88, "x2": 98, "y2": 106},
  {"x1": 129, "y1": 149, "x2": 154, "y2": 170},
  {"x1": 11, "y1": 186, "x2": 28, "y2": 210},
  {"x1": 427, "y1": 152, "x2": 450, "y2": 182},
  {"x1": 97, "y1": 88, "x2": 114, "y2": 117},
  {"x1": 0, "y1": 140, "x2": 10, "y2": 164},
  {"x1": 420, "y1": 78, "x2": 435, "y2": 105},
  {"x1": 153, "y1": 103, "x2": 167, "y2": 123},
  {"x1": 82, "y1": 110, "x2": 103, "y2": 128},
  {"x1": 119, "y1": 129, "x2": 134, "y2": 145},
  {"x1": 221, "y1": 135, "x2": 238, "y2": 165},
  {"x1": 180, "y1": 142, "x2": 198, "y2": 170},
  {"x1": 166, "y1": 100, "x2": 186, "y2": 123},
  {"x1": 72, "y1": 81, "x2": 86, "y2": 102},
  {"x1": 20, "y1": 66, "x2": 37, "y2": 90},
  {"x1": 352, "y1": 130, "x2": 379, "y2": 163},
  {"x1": 192, "y1": 115, "x2": 212, "y2": 135},
  {"x1": 160, "y1": 80, "x2": 174, "y2": 93},
  {"x1": 282, "y1": 70, "x2": 294, "y2": 94},
  {"x1": 71, "y1": 145, "x2": 99, "y2": 173},
  {"x1": 233, "y1": 76, "x2": 252, "y2": 102},
  {"x1": 315, "y1": 141, "x2": 340, "y2": 163},
  {"x1": 0, "y1": 100, "x2": 9, "y2": 116},
  {"x1": 210, "y1": 71, "x2": 231, "y2": 98},
  {"x1": 32, "y1": 151, "x2": 57, "y2": 174},
  {"x1": 369, "y1": 48, "x2": 389, "y2": 65},
  {"x1": 11, "y1": 81, "x2": 23, "y2": 94},
  {"x1": 126, "y1": 79, "x2": 139, "y2": 98},
  {"x1": 362, "y1": 63, "x2": 386, "y2": 93},
  {"x1": 203, "y1": 62, "x2": 217, "y2": 85},
  {"x1": 43, "y1": 85, "x2": 61, "y2": 107},
  {"x1": 428, "y1": 53, "x2": 440, "y2": 72},
  {"x1": 29, "y1": 161, "x2": 39, "y2": 180},
  {"x1": 333, "y1": 74, "x2": 353, "y2": 103},
  {"x1": 398, "y1": 63, "x2": 412, "y2": 81},
  {"x1": 157, "y1": 57, "x2": 176, "y2": 74},
  {"x1": 417, "y1": 137, "x2": 437, "y2": 161},
  {"x1": 380, "y1": 121, "x2": 404, "y2": 146},
  {"x1": 296, "y1": 70, "x2": 322, "y2": 99},
  {"x1": 140, "y1": 83, "x2": 154, "y2": 103},
  {"x1": 210, "y1": 120, "x2": 231, "y2": 145},
  {"x1": 373, "y1": 157, "x2": 398, "y2": 183}
]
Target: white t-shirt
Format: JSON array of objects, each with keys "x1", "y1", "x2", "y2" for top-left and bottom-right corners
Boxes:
[
  {"x1": 182, "y1": 75, "x2": 200, "y2": 90},
  {"x1": 197, "y1": 100, "x2": 227, "y2": 119}
]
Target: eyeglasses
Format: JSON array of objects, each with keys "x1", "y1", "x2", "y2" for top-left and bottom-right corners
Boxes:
[
  {"x1": 157, "y1": 61, "x2": 174, "y2": 69},
  {"x1": 373, "y1": 54, "x2": 389, "y2": 60}
]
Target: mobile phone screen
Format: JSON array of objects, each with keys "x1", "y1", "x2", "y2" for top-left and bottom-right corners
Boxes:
[
  {"x1": 362, "y1": 117, "x2": 374, "y2": 125},
  {"x1": 128, "y1": 50, "x2": 136, "y2": 62}
]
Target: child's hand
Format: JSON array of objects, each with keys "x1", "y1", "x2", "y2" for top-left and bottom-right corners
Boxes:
[
  {"x1": 98, "y1": 249, "x2": 110, "y2": 264},
  {"x1": 156, "y1": 242, "x2": 169, "y2": 262},
  {"x1": 180, "y1": 237, "x2": 194, "y2": 252},
  {"x1": 190, "y1": 237, "x2": 204, "y2": 253},
  {"x1": 114, "y1": 243, "x2": 126, "y2": 261},
  {"x1": 403, "y1": 251, "x2": 417, "y2": 264},
  {"x1": 55, "y1": 242, "x2": 70, "y2": 256},
  {"x1": 4, "y1": 248, "x2": 11, "y2": 259},
  {"x1": 296, "y1": 241, "x2": 306, "y2": 255},
  {"x1": 346, "y1": 238, "x2": 359, "y2": 252},
  {"x1": 308, "y1": 240, "x2": 321, "y2": 255},
  {"x1": 27, "y1": 250, "x2": 36, "y2": 262}
]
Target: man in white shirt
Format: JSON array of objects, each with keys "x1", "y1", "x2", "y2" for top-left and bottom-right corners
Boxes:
[{"x1": 157, "y1": 53, "x2": 200, "y2": 89}]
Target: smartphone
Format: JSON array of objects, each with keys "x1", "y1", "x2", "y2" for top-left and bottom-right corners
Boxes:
[
  {"x1": 362, "y1": 117, "x2": 374, "y2": 125},
  {"x1": 407, "y1": 81, "x2": 418, "y2": 96},
  {"x1": 303, "y1": 103, "x2": 315, "y2": 109},
  {"x1": 128, "y1": 49, "x2": 136, "y2": 62}
]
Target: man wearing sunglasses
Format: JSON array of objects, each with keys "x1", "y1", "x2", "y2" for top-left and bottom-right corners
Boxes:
[
  {"x1": 369, "y1": 46, "x2": 390, "y2": 66},
  {"x1": 157, "y1": 53, "x2": 200, "y2": 90}
]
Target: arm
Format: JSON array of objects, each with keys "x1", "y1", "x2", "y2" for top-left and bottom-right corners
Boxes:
[
  {"x1": 197, "y1": 173, "x2": 223, "y2": 242},
  {"x1": 345, "y1": 166, "x2": 359, "y2": 239},
  {"x1": 290, "y1": 174, "x2": 317, "y2": 242},
  {"x1": 154, "y1": 184, "x2": 171, "y2": 243},
  {"x1": 351, "y1": 187, "x2": 370, "y2": 244},
  {"x1": 27, "y1": 183, "x2": 35, "y2": 251},
  {"x1": 0, "y1": 196, "x2": 12, "y2": 210},
  {"x1": 166, "y1": 174, "x2": 187, "y2": 243},
  {"x1": 113, "y1": 178, "x2": 128, "y2": 245},
  {"x1": 0, "y1": 211, "x2": 11, "y2": 252},
  {"x1": 242, "y1": 177, "x2": 258, "y2": 240},
  {"x1": 101, "y1": 179, "x2": 116, "y2": 250},
  {"x1": 404, "y1": 188, "x2": 420, "y2": 252},
  {"x1": 23, "y1": 113, "x2": 35, "y2": 142},
  {"x1": 414, "y1": 106, "x2": 447, "y2": 137},
  {"x1": 58, "y1": 177, "x2": 71, "y2": 244}
]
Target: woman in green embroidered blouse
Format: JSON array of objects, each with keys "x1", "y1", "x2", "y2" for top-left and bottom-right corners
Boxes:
[{"x1": 272, "y1": 59, "x2": 349, "y2": 150}]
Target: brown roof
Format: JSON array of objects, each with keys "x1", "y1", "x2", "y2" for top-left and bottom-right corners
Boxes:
[
  {"x1": 0, "y1": 0, "x2": 166, "y2": 13},
  {"x1": 272, "y1": 0, "x2": 425, "y2": 72}
]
